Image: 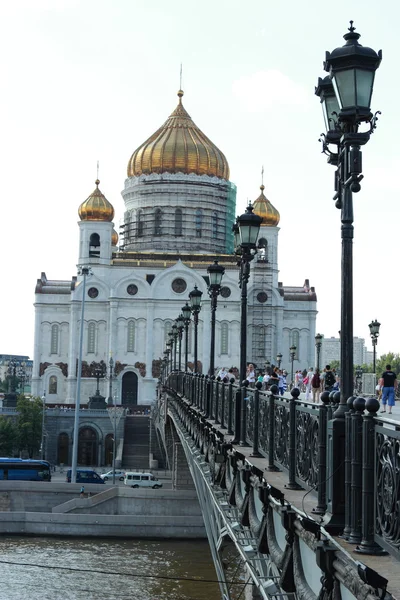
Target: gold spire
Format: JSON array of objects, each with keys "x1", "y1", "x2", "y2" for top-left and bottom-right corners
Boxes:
[
  {"x1": 78, "y1": 179, "x2": 115, "y2": 222},
  {"x1": 127, "y1": 90, "x2": 230, "y2": 179},
  {"x1": 252, "y1": 175, "x2": 280, "y2": 227}
]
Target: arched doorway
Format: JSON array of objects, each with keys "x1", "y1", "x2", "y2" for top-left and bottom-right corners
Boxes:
[
  {"x1": 58, "y1": 432, "x2": 69, "y2": 465},
  {"x1": 78, "y1": 427, "x2": 98, "y2": 466},
  {"x1": 122, "y1": 371, "x2": 138, "y2": 405},
  {"x1": 104, "y1": 433, "x2": 114, "y2": 466}
]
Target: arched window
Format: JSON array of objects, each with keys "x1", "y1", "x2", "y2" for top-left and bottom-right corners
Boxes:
[
  {"x1": 291, "y1": 330, "x2": 300, "y2": 357},
  {"x1": 258, "y1": 238, "x2": 268, "y2": 262},
  {"x1": 87, "y1": 322, "x2": 96, "y2": 354},
  {"x1": 49, "y1": 375, "x2": 57, "y2": 394},
  {"x1": 89, "y1": 233, "x2": 100, "y2": 247},
  {"x1": 154, "y1": 209, "x2": 162, "y2": 236},
  {"x1": 89, "y1": 233, "x2": 100, "y2": 257},
  {"x1": 50, "y1": 324, "x2": 59, "y2": 354},
  {"x1": 195, "y1": 209, "x2": 202, "y2": 238},
  {"x1": 127, "y1": 321, "x2": 135, "y2": 352},
  {"x1": 212, "y1": 211, "x2": 218, "y2": 238},
  {"x1": 164, "y1": 321, "x2": 172, "y2": 346},
  {"x1": 175, "y1": 209, "x2": 183, "y2": 236},
  {"x1": 220, "y1": 323, "x2": 229, "y2": 355},
  {"x1": 137, "y1": 210, "x2": 144, "y2": 237}
]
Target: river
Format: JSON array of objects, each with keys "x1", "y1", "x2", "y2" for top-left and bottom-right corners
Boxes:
[{"x1": 0, "y1": 537, "x2": 241, "y2": 600}]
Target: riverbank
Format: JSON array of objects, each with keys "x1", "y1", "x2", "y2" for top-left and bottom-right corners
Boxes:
[{"x1": 0, "y1": 482, "x2": 206, "y2": 538}]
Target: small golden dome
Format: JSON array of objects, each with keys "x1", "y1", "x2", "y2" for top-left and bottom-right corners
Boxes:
[
  {"x1": 111, "y1": 228, "x2": 119, "y2": 246},
  {"x1": 127, "y1": 91, "x2": 230, "y2": 180},
  {"x1": 78, "y1": 179, "x2": 115, "y2": 222},
  {"x1": 253, "y1": 185, "x2": 280, "y2": 226}
]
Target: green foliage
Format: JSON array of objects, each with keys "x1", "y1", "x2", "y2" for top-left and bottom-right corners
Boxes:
[
  {"x1": 376, "y1": 353, "x2": 400, "y2": 377},
  {"x1": 0, "y1": 416, "x2": 17, "y2": 456},
  {"x1": 16, "y1": 396, "x2": 43, "y2": 458},
  {"x1": 328, "y1": 360, "x2": 340, "y2": 373}
]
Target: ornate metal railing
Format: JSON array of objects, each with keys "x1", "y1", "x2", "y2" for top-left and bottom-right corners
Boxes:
[
  {"x1": 375, "y1": 418, "x2": 400, "y2": 556},
  {"x1": 164, "y1": 370, "x2": 398, "y2": 560}
]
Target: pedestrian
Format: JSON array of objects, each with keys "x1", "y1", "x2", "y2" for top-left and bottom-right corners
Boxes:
[
  {"x1": 262, "y1": 371, "x2": 270, "y2": 390},
  {"x1": 380, "y1": 364, "x2": 398, "y2": 414},
  {"x1": 321, "y1": 365, "x2": 336, "y2": 391},
  {"x1": 278, "y1": 369, "x2": 287, "y2": 396},
  {"x1": 80, "y1": 485, "x2": 85, "y2": 498},
  {"x1": 257, "y1": 371, "x2": 264, "y2": 384},
  {"x1": 246, "y1": 364, "x2": 256, "y2": 387},
  {"x1": 305, "y1": 367, "x2": 313, "y2": 401},
  {"x1": 217, "y1": 367, "x2": 228, "y2": 380},
  {"x1": 311, "y1": 369, "x2": 321, "y2": 403},
  {"x1": 269, "y1": 367, "x2": 280, "y2": 388}
]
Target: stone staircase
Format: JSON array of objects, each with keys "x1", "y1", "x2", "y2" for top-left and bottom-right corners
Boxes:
[{"x1": 121, "y1": 416, "x2": 150, "y2": 470}]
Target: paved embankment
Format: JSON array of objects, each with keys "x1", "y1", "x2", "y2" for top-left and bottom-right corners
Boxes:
[{"x1": 0, "y1": 482, "x2": 205, "y2": 538}]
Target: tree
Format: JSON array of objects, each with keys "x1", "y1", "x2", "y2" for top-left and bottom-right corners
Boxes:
[
  {"x1": 376, "y1": 353, "x2": 400, "y2": 377},
  {"x1": 329, "y1": 360, "x2": 340, "y2": 373},
  {"x1": 0, "y1": 416, "x2": 17, "y2": 456},
  {"x1": 16, "y1": 396, "x2": 43, "y2": 458}
]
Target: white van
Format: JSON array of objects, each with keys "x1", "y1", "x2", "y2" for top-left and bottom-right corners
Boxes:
[{"x1": 124, "y1": 472, "x2": 163, "y2": 489}]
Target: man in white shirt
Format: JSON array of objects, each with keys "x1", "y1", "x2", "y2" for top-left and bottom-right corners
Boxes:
[
  {"x1": 217, "y1": 367, "x2": 228, "y2": 380},
  {"x1": 305, "y1": 367, "x2": 314, "y2": 401}
]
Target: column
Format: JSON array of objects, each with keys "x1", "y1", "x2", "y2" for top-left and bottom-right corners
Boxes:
[
  {"x1": 66, "y1": 301, "x2": 80, "y2": 402},
  {"x1": 108, "y1": 300, "x2": 118, "y2": 355},
  {"x1": 145, "y1": 301, "x2": 154, "y2": 377},
  {"x1": 31, "y1": 305, "x2": 42, "y2": 396}
]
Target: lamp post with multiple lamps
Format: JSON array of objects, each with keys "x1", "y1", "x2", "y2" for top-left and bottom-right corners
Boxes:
[
  {"x1": 232, "y1": 204, "x2": 262, "y2": 443},
  {"x1": 3, "y1": 358, "x2": 22, "y2": 407},
  {"x1": 172, "y1": 323, "x2": 178, "y2": 371},
  {"x1": 107, "y1": 357, "x2": 114, "y2": 406},
  {"x1": 368, "y1": 319, "x2": 380, "y2": 376},
  {"x1": 276, "y1": 353, "x2": 282, "y2": 369},
  {"x1": 315, "y1": 333, "x2": 323, "y2": 372},
  {"x1": 189, "y1": 285, "x2": 203, "y2": 373},
  {"x1": 207, "y1": 260, "x2": 225, "y2": 376},
  {"x1": 315, "y1": 23, "x2": 381, "y2": 529},
  {"x1": 181, "y1": 302, "x2": 191, "y2": 371},
  {"x1": 315, "y1": 22, "x2": 381, "y2": 416},
  {"x1": 176, "y1": 315, "x2": 184, "y2": 371},
  {"x1": 71, "y1": 265, "x2": 91, "y2": 484},
  {"x1": 290, "y1": 345, "x2": 297, "y2": 387}
]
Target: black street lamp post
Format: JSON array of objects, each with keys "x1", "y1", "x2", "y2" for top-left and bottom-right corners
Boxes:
[
  {"x1": 107, "y1": 357, "x2": 114, "y2": 405},
  {"x1": 207, "y1": 260, "x2": 225, "y2": 376},
  {"x1": 368, "y1": 319, "x2": 380, "y2": 375},
  {"x1": 176, "y1": 314, "x2": 184, "y2": 371},
  {"x1": 276, "y1": 353, "x2": 282, "y2": 369},
  {"x1": 315, "y1": 333, "x2": 323, "y2": 371},
  {"x1": 182, "y1": 303, "x2": 191, "y2": 371},
  {"x1": 316, "y1": 22, "x2": 381, "y2": 416},
  {"x1": 290, "y1": 345, "x2": 297, "y2": 387},
  {"x1": 167, "y1": 339, "x2": 173, "y2": 373},
  {"x1": 233, "y1": 204, "x2": 262, "y2": 444},
  {"x1": 172, "y1": 323, "x2": 178, "y2": 371},
  {"x1": 189, "y1": 285, "x2": 203, "y2": 373},
  {"x1": 315, "y1": 22, "x2": 381, "y2": 531},
  {"x1": 94, "y1": 362, "x2": 106, "y2": 395}
]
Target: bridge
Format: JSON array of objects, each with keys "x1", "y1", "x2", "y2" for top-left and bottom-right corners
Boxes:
[{"x1": 154, "y1": 372, "x2": 399, "y2": 600}]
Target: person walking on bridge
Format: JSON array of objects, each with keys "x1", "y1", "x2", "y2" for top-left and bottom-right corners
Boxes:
[{"x1": 380, "y1": 364, "x2": 398, "y2": 414}]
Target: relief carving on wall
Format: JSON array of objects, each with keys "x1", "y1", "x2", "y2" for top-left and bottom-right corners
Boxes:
[
  {"x1": 75, "y1": 359, "x2": 107, "y2": 377},
  {"x1": 39, "y1": 362, "x2": 51, "y2": 376},
  {"x1": 114, "y1": 361, "x2": 127, "y2": 376},
  {"x1": 55, "y1": 362, "x2": 68, "y2": 377},
  {"x1": 152, "y1": 359, "x2": 162, "y2": 378},
  {"x1": 135, "y1": 362, "x2": 146, "y2": 378}
]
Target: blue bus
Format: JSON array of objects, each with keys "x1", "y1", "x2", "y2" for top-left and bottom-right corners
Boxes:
[{"x1": 0, "y1": 458, "x2": 52, "y2": 481}]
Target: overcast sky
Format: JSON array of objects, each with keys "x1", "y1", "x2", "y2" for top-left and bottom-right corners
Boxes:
[{"x1": 1, "y1": 0, "x2": 398, "y2": 359}]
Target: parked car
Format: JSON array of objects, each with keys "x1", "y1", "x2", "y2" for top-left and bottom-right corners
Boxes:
[
  {"x1": 66, "y1": 469, "x2": 105, "y2": 484},
  {"x1": 124, "y1": 472, "x2": 163, "y2": 489},
  {"x1": 100, "y1": 470, "x2": 125, "y2": 482}
]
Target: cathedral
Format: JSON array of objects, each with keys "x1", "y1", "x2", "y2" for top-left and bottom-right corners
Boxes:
[{"x1": 31, "y1": 90, "x2": 317, "y2": 406}]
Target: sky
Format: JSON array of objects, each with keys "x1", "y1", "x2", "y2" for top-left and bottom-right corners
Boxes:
[{"x1": 1, "y1": 0, "x2": 399, "y2": 359}]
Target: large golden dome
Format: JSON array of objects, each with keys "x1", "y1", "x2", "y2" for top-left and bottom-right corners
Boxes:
[
  {"x1": 253, "y1": 185, "x2": 280, "y2": 227},
  {"x1": 78, "y1": 179, "x2": 115, "y2": 222},
  {"x1": 127, "y1": 91, "x2": 230, "y2": 180}
]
